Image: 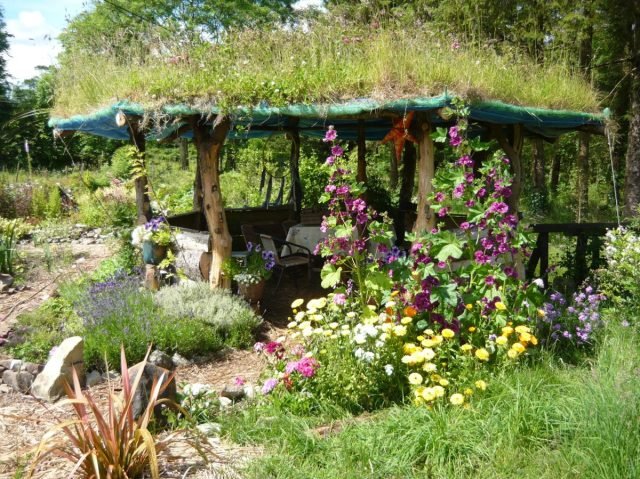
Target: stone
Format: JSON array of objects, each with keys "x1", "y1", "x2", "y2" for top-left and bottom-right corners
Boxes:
[
  {"x1": 243, "y1": 385, "x2": 257, "y2": 400},
  {"x1": 171, "y1": 353, "x2": 191, "y2": 368},
  {"x1": 220, "y1": 385, "x2": 245, "y2": 401},
  {"x1": 0, "y1": 384, "x2": 12, "y2": 394},
  {"x1": 86, "y1": 370, "x2": 102, "y2": 387},
  {"x1": 7, "y1": 360, "x2": 23, "y2": 372},
  {"x1": 102, "y1": 370, "x2": 120, "y2": 381},
  {"x1": 149, "y1": 350, "x2": 174, "y2": 370},
  {"x1": 31, "y1": 336, "x2": 84, "y2": 402},
  {"x1": 128, "y1": 363, "x2": 177, "y2": 419},
  {"x1": 22, "y1": 362, "x2": 43, "y2": 375},
  {"x1": 196, "y1": 422, "x2": 222, "y2": 436},
  {"x1": 2, "y1": 370, "x2": 34, "y2": 394},
  {"x1": 218, "y1": 396, "x2": 233, "y2": 409},
  {"x1": 0, "y1": 274, "x2": 13, "y2": 292}
]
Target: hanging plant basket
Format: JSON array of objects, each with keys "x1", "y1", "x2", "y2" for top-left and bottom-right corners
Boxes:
[{"x1": 142, "y1": 241, "x2": 168, "y2": 265}]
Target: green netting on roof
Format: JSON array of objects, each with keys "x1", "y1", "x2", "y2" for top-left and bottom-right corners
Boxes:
[{"x1": 48, "y1": 94, "x2": 607, "y2": 142}]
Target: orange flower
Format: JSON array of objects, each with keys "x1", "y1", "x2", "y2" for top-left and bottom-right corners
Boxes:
[{"x1": 404, "y1": 306, "x2": 417, "y2": 318}]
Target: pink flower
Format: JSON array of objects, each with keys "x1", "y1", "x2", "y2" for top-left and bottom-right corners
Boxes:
[
  {"x1": 333, "y1": 293, "x2": 347, "y2": 305},
  {"x1": 234, "y1": 376, "x2": 246, "y2": 386},
  {"x1": 331, "y1": 145, "x2": 344, "y2": 157},
  {"x1": 261, "y1": 378, "x2": 278, "y2": 394},
  {"x1": 324, "y1": 126, "x2": 337, "y2": 142},
  {"x1": 295, "y1": 357, "x2": 319, "y2": 378}
]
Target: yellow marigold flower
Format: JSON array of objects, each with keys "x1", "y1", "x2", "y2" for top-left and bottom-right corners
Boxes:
[
  {"x1": 431, "y1": 374, "x2": 442, "y2": 382},
  {"x1": 414, "y1": 396, "x2": 425, "y2": 406},
  {"x1": 291, "y1": 298, "x2": 304, "y2": 309},
  {"x1": 475, "y1": 348, "x2": 490, "y2": 361},
  {"x1": 530, "y1": 335, "x2": 538, "y2": 345},
  {"x1": 298, "y1": 321, "x2": 311, "y2": 330},
  {"x1": 329, "y1": 322, "x2": 339, "y2": 329},
  {"x1": 515, "y1": 325, "x2": 530, "y2": 334},
  {"x1": 511, "y1": 342, "x2": 526, "y2": 354},
  {"x1": 465, "y1": 303, "x2": 473, "y2": 311},
  {"x1": 404, "y1": 305, "x2": 417, "y2": 317},
  {"x1": 495, "y1": 301, "x2": 507, "y2": 311},
  {"x1": 423, "y1": 362, "x2": 437, "y2": 372},
  {"x1": 464, "y1": 388, "x2": 474, "y2": 396},
  {"x1": 460, "y1": 344, "x2": 473, "y2": 352},
  {"x1": 468, "y1": 326, "x2": 477, "y2": 333},
  {"x1": 414, "y1": 386, "x2": 426, "y2": 397},
  {"x1": 502, "y1": 326, "x2": 514, "y2": 336},
  {"x1": 287, "y1": 321, "x2": 298, "y2": 329},
  {"x1": 537, "y1": 309, "x2": 546, "y2": 318},
  {"x1": 433, "y1": 335, "x2": 443, "y2": 345},
  {"x1": 421, "y1": 339, "x2": 436, "y2": 348},
  {"x1": 450, "y1": 393, "x2": 465, "y2": 405},
  {"x1": 323, "y1": 330, "x2": 332, "y2": 337},
  {"x1": 507, "y1": 349, "x2": 518, "y2": 359},
  {"x1": 408, "y1": 373, "x2": 424, "y2": 385},
  {"x1": 391, "y1": 290, "x2": 400, "y2": 297},
  {"x1": 403, "y1": 343, "x2": 418, "y2": 354},
  {"x1": 425, "y1": 329, "x2": 435, "y2": 336},
  {"x1": 519, "y1": 332, "x2": 532, "y2": 343},
  {"x1": 433, "y1": 385, "x2": 445, "y2": 397},
  {"x1": 401, "y1": 355, "x2": 413, "y2": 365},
  {"x1": 422, "y1": 387, "x2": 436, "y2": 401},
  {"x1": 496, "y1": 335, "x2": 508, "y2": 346},
  {"x1": 410, "y1": 352, "x2": 426, "y2": 364},
  {"x1": 393, "y1": 325, "x2": 407, "y2": 337},
  {"x1": 439, "y1": 378, "x2": 450, "y2": 386},
  {"x1": 417, "y1": 335, "x2": 425, "y2": 342},
  {"x1": 401, "y1": 316, "x2": 413, "y2": 325},
  {"x1": 442, "y1": 328, "x2": 455, "y2": 339},
  {"x1": 474, "y1": 380, "x2": 487, "y2": 391}
]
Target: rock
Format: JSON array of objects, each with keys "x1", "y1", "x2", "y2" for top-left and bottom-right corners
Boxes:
[
  {"x1": 0, "y1": 384, "x2": 12, "y2": 394},
  {"x1": 218, "y1": 396, "x2": 233, "y2": 409},
  {"x1": 149, "y1": 350, "x2": 174, "y2": 370},
  {"x1": 196, "y1": 422, "x2": 222, "y2": 436},
  {"x1": 243, "y1": 385, "x2": 257, "y2": 400},
  {"x1": 86, "y1": 370, "x2": 102, "y2": 387},
  {"x1": 128, "y1": 363, "x2": 177, "y2": 419},
  {"x1": 31, "y1": 336, "x2": 84, "y2": 402},
  {"x1": 0, "y1": 274, "x2": 13, "y2": 292},
  {"x1": 2, "y1": 370, "x2": 34, "y2": 394},
  {"x1": 22, "y1": 362, "x2": 43, "y2": 375},
  {"x1": 220, "y1": 385, "x2": 245, "y2": 401},
  {"x1": 0, "y1": 365, "x2": 5, "y2": 376},
  {"x1": 171, "y1": 353, "x2": 191, "y2": 368},
  {"x1": 102, "y1": 370, "x2": 120, "y2": 381},
  {"x1": 7, "y1": 360, "x2": 23, "y2": 372}
]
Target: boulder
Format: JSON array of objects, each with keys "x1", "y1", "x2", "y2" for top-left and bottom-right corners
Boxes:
[
  {"x1": 220, "y1": 385, "x2": 245, "y2": 401},
  {"x1": 149, "y1": 350, "x2": 174, "y2": 370},
  {"x1": 171, "y1": 353, "x2": 191, "y2": 368},
  {"x1": 31, "y1": 336, "x2": 84, "y2": 402},
  {"x1": 2, "y1": 370, "x2": 34, "y2": 394},
  {"x1": 0, "y1": 274, "x2": 13, "y2": 292},
  {"x1": 86, "y1": 370, "x2": 102, "y2": 387},
  {"x1": 22, "y1": 362, "x2": 43, "y2": 375},
  {"x1": 127, "y1": 363, "x2": 177, "y2": 419},
  {"x1": 218, "y1": 396, "x2": 233, "y2": 409}
]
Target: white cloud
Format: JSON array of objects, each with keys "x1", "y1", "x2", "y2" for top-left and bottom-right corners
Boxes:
[{"x1": 5, "y1": 10, "x2": 59, "y2": 83}]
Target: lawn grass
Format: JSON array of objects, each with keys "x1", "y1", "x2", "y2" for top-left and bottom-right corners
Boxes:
[
  {"x1": 53, "y1": 21, "x2": 600, "y2": 118},
  {"x1": 221, "y1": 320, "x2": 640, "y2": 478}
]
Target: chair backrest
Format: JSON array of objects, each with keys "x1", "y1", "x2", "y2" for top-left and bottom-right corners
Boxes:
[
  {"x1": 241, "y1": 224, "x2": 260, "y2": 249},
  {"x1": 260, "y1": 234, "x2": 281, "y2": 264}
]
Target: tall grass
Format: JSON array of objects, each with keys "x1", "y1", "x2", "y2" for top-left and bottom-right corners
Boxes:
[
  {"x1": 221, "y1": 321, "x2": 640, "y2": 478},
  {"x1": 53, "y1": 22, "x2": 600, "y2": 117}
]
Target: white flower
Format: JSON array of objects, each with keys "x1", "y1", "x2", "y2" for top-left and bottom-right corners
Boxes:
[
  {"x1": 354, "y1": 334, "x2": 367, "y2": 344},
  {"x1": 384, "y1": 364, "x2": 394, "y2": 376},
  {"x1": 354, "y1": 348, "x2": 365, "y2": 359},
  {"x1": 363, "y1": 351, "x2": 375, "y2": 363},
  {"x1": 532, "y1": 278, "x2": 544, "y2": 288}
]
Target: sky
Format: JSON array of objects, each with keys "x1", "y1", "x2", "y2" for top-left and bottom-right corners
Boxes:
[{"x1": 1, "y1": 0, "x2": 323, "y2": 84}]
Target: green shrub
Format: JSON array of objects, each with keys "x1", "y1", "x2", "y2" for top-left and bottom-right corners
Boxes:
[
  {"x1": 108, "y1": 146, "x2": 135, "y2": 180},
  {"x1": 0, "y1": 218, "x2": 25, "y2": 274},
  {"x1": 154, "y1": 282, "x2": 262, "y2": 347}
]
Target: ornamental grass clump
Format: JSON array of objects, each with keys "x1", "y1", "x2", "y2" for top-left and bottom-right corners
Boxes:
[{"x1": 29, "y1": 348, "x2": 181, "y2": 479}]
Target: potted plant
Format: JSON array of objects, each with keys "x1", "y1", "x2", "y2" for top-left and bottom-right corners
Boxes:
[
  {"x1": 223, "y1": 242, "x2": 276, "y2": 303},
  {"x1": 131, "y1": 217, "x2": 174, "y2": 265}
]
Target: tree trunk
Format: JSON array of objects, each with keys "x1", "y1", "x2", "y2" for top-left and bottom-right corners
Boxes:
[
  {"x1": 413, "y1": 119, "x2": 435, "y2": 235},
  {"x1": 288, "y1": 128, "x2": 303, "y2": 216},
  {"x1": 531, "y1": 137, "x2": 547, "y2": 210},
  {"x1": 357, "y1": 120, "x2": 367, "y2": 183},
  {"x1": 190, "y1": 116, "x2": 232, "y2": 289},
  {"x1": 399, "y1": 142, "x2": 416, "y2": 209},
  {"x1": 129, "y1": 125, "x2": 152, "y2": 224},
  {"x1": 576, "y1": 132, "x2": 590, "y2": 222},
  {"x1": 179, "y1": 138, "x2": 189, "y2": 170},
  {"x1": 550, "y1": 142, "x2": 561, "y2": 194},
  {"x1": 193, "y1": 150, "x2": 203, "y2": 211},
  {"x1": 389, "y1": 145, "x2": 398, "y2": 189},
  {"x1": 491, "y1": 124, "x2": 523, "y2": 214},
  {"x1": 624, "y1": 2, "x2": 640, "y2": 217}
]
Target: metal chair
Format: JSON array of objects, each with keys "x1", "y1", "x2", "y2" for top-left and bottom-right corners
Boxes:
[{"x1": 260, "y1": 234, "x2": 312, "y2": 290}]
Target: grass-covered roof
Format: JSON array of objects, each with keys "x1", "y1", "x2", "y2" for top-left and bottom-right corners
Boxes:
[{"x1": 52, "y1": 22, "x2": 602, "y2": 120}]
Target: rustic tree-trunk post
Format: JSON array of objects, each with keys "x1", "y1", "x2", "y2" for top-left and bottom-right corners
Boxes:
[
  {"x1": 576, "y1": 132, "x2": 590, "y2": 222},
  {"x1": 125, "y1": 120, "x2": 152, "y2": 225},
  {"x1": 491, "y1": 124, "x2": 524, "y2": 214},
  {"x1": 357, "y1": 119, "x2": 367, "y2": 183},
  {"x1": 550, "y1": 141, "x2": 561, "y2": 194},
  {"x1": 190, "y1": 115, "x2": 232, "y2": 289},
  {"x1": 389, "y1": 145, "x2": 398, "y2": 189},
  {"x1": 288, "y1": 127, "x2": 303, "y2": 217},
  {"x1": 193, "y1": 149, "x2": 203, "y2": 211},
  {"x1": 179, "y1": 138, "x2": 189, "y2": 170},
  {"x1": 624, "y1": 2, "x2": 640, "y2": 217},
  {"x1": 397, "y1": 141, "x2": 417, "y2": 243},
  {"x1": 413, "y1": 117, "x2": 435, "y2": 235}
]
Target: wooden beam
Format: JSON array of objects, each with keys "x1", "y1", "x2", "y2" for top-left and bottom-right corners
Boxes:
[
  {"x1": 190, "y1": 115, "x2": 232, "y2": 289},
  {"x1": 288, "y1": 125, "x2": 303, "y2": 217},
  {"x1": 413, "y1": 117, "x2": 435, "y2": 235},
  {"x1": 356, "y1": 119, "x2": 367, "y2": 183}
]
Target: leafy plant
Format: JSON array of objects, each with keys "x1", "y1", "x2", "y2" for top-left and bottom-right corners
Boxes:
[
  {"x1": 29, "y1": 347, "x2": 180, "y2": 479},
  {"x1": 0, "y1": 218, "x2": 19, "y2": 274},
  {"x1": 222, "y1": 241, "x2": 275, "y2": 285}
]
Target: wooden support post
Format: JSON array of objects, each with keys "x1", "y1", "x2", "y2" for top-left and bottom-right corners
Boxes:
[
  {"x1": 490, "y1": 124, "x2": 524, "y2": 214},
  {"x1": 288, "y1": 128, "x2": 303, "y2": 217},
  {"x1": 539, "y1": 232, "x2": 549, "y2": 287},
  {"x1": 193, "y1": 148, "x2": 203, "y2": 211},
  {"x1": 357, "y1": 119, "x2": 367, "y2": 183},
  {"x1": 413, "y1": 118, "x2": 435, "y2": 235},
  {"x1": 127, "y1": 121, "x2": 152, "y2": 225},
  {"x1": 190, "y1": 115, "x2": 232, "y2": 289}
]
